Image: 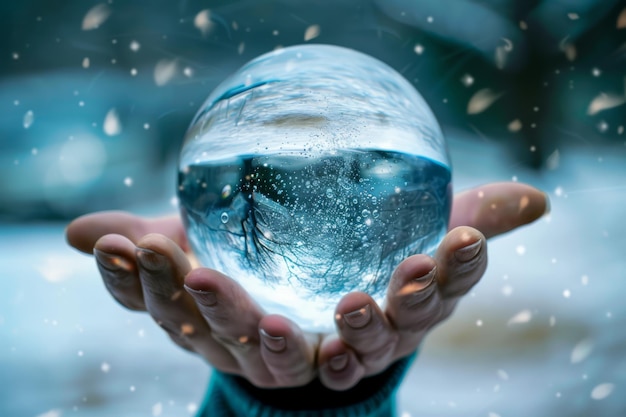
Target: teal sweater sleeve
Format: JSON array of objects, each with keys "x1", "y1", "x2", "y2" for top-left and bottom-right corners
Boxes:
[{"x1": 197, "y1": 353, "x2": 417, "y2": 417}]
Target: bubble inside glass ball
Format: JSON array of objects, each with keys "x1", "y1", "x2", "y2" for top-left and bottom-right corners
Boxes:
[{"x1": 178, "y1": 45, "x2": 451, "y2": 332}]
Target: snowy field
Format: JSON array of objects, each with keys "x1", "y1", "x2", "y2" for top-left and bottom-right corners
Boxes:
[{"x1": 1, "y1": 135, "x2": 624, "y2": 417}]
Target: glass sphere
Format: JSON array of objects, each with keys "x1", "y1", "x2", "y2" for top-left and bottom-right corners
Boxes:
[{"x1": 178, "y1": 44, "x2": 451, "y2": 332}]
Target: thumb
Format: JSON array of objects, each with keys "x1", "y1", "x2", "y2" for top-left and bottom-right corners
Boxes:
[{"x1": 449, "y1": 182, "x2": 549, "y2": 239}]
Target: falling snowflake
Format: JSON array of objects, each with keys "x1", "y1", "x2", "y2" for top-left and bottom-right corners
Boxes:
[
  {"x1": 591, "y1": 383, "x2": 614, "y2": 400},
  {"x1": 304, "y1": 25, "x2": 320, "y2": 41},
  {"x1": 561, "y1": 42, "x2": 577, "y2": 61},
  {"x1": 516, "y1": 245, "x2": 526, "y2": 255},
  {"x1": 597, "y1": 120, "x2": 609, "y2": 132},
  {"x1": 570, "y1": 339, "x2": 593, "y2": 363},
  {"x1": 461, "y1": 74, "x2": 474, "y2": 87},
  {"x1": 103, "y1": 108, "x2": 122, "y2": 136},
  {"x1": 507, "y1": 309, "x2": 532, "y2": 325},
  {"x1": 508, "y1": 119, "x2": 522, "y2": 132},
  {"x1": 101, "y1": 362, "x2": 111, "y2": 373},
  {"x1": 82, "y1": 57, "x2": 90, "y2": 68},
  {"x1": 497, "y1": 369, "x2": 509, "y2": 381},
  {"x1": 591, "y1": 67, "x2": 602, "y2": 77},
  {"x1": 413, "y1": 44, "x2": 424, "y2": 55},
  {"x1": 194, "y1": 10, "x2": 214, "y2": 36},
  {"x1": 152, "y1": 402, "x2": 163, "y2": 416},
  {"x1": 124, "y1": 177, "x2": 133, "y2": 187},
  {"x1": 23, "y1": 110, "x2": 34, "y2": 129},
  {"x1": 495, "y1": 46, "x2": 507, "y2": 69},
  {"x1": 154, "y1": 59, "x2": 178, "y2": 86},
  {"x1": 587, "y1": 93, "x2": 626, "y2": 116},
  {"x1": 467, "y1": 89, "x2": 504, "y2": 115},
  {"x1": 563, "y1": 289, "x2": 571, "y2": 298},
  {"x1": 129, "y1": 40, "x2": 141, "y2": 52},
  {"x1": 82, "y1": 4, "x2": 111, "y2": 30}
]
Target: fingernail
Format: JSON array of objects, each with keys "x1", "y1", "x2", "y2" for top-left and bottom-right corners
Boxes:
[
  {"x1": 184, "y1": 285, "x2": 217, "y2": 306},
  {"x1": 396, "y1": 266, "x2": 438, "y2": 298},
  {"x1": 259, "y1": 329, "x2": 286, "y2": 353},
  {"x1": 343, "y1": 304, "x2": 371, "y2": 329},
  {"x1": 136, "y1": 248, "x2": 167, "y2": 271},
  {"x1": 94, "y1": 249, "x2": 133, "y2": 272},
  {"x1": 455, "y1": 239, "x2": 482, "y2": 263},
  {"x1": 329, "y1": 353, "x2": 348, "y2": 371},
  {"x1": 414, "y1": 266, "x2": 437, "y2": 285}
]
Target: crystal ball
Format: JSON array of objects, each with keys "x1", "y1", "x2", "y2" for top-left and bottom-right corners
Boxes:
[{"x1": 177, "y1": 44, "x2": 451, "y2": 332}]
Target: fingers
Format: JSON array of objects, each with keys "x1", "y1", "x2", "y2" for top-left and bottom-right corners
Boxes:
[
  {"x1": 185, "y1": 270, "x2": 319, "y2": 387},
  {"x1": 450, "y1": 182, "x2": 548, "y2": 239},
  {"x1": 319, "y1": 291, "x2": 404, "y2": 391},
  {"x1": 257, "y1": 315, "x2": 318, "y2": 387},
  {"x1": 94, "y1": 234, "x2": 145, "y2": 311},
  {"x1": 434, "y1": 226, "x2": 487, "y2": 299},
  {"x1": 385, "y1": 254, "x2": 442, "y2": 335},
  {"x1": 135, "y1": 233, "x2": 191, "y2": 307},
  {"x1": 384, "y1": 227, "x2": 487, "y2": 359},
  {"x1": 333, "y1": 293, "x2": 399, "y2": 375},
  {"x1": 134, "y1": 234, "x2": 238, "y2": 372},
  {"x1": 184, "y1": 268, "x2": 274, "y2": 387},
  {"x1": 66, "y1": 211, "x2": 188, "y2": 254},
  {"x1": 318, "y1": 336, "x2": 365, "y2": 391}
]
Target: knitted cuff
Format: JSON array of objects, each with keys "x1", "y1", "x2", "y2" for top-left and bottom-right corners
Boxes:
[{"x1": 198, "y1": 353, "x2": 417, "y2": 417}]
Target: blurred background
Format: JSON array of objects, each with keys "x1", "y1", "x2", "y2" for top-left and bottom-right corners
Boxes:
[{"x1": 1, "y1": 0, "x2": 625, "y2": 416}]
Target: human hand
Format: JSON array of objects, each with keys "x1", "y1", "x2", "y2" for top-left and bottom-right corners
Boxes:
[{"x1": 66, "y1": 182, "x2": 547, "y2": 390}]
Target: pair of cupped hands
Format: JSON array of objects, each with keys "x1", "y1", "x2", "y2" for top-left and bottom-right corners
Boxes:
[{"x1": 66, "y1": 182, "x2": 547, "y2": 391}]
